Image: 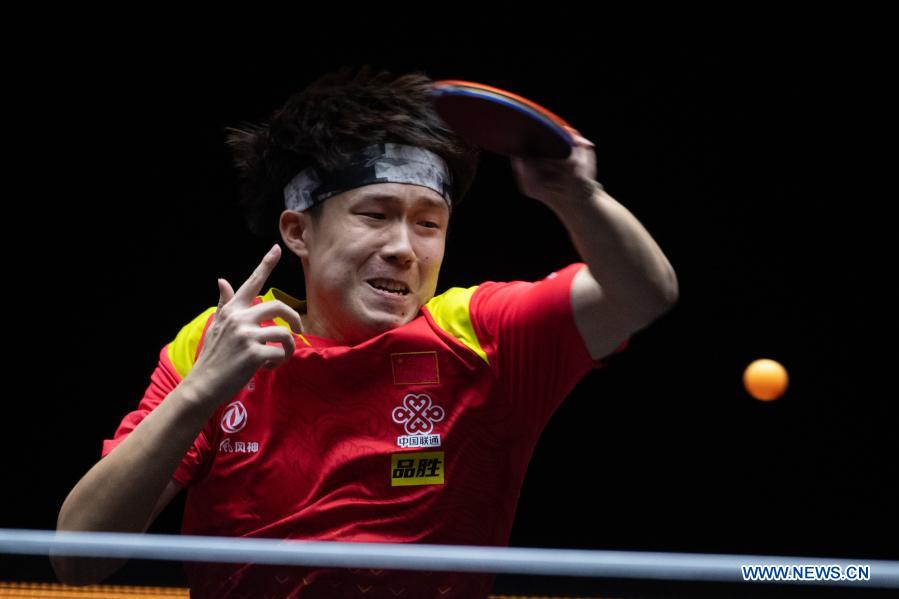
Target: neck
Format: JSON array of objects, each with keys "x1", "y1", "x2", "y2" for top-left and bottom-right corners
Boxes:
[{"x1": 300, "y1": 298, "x2": 373, "y2": 346}]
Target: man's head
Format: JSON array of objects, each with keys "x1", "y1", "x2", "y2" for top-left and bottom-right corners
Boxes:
[
  {"x1": 279, "y1": 181, "x2": 448, "y2": 343},
  {"x1": 225, "y1": 66, "x2": 480, "y2": 343}
]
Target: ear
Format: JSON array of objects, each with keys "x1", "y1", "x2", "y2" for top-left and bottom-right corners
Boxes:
[{"x1": 279, "y1": 210, "x2": 314, "y2": 260}]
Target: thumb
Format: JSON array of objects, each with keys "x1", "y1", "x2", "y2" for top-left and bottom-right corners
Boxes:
[{"x1": 217, "y1": 278, "x2": 235, "y2": 311}]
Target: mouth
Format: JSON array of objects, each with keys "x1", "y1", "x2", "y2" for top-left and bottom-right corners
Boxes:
[{"x1": 365, "y1": 278, "x2": 411, "y2": 298}]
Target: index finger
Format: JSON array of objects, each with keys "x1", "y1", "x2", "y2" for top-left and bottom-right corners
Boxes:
[{"x1": 233, "y1": 244, "x2": 282, "y2": 305}]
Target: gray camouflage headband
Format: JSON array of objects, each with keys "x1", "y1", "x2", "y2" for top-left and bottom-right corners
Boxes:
[{"x1": 283, "y1": 143, "x2": 453, "y2": 212}]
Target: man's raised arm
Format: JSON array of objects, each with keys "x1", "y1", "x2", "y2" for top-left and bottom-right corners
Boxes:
[{"x1": 510, "y1": 130, "x2": 678, "y2": 359}]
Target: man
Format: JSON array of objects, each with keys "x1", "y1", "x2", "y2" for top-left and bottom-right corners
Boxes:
[{"x1": 53, "y1": 66, "x2": 678, "y2": 597}]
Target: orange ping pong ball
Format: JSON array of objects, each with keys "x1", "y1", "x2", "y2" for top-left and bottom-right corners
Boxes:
[{"x1": 743, "y1": 358, "x2": 789, "y2": 401}]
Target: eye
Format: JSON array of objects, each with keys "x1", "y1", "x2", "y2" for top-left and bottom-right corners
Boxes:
[
  {"x1": 359, "y1": 213, "x2": 385, "y2": 220},
  {"x1": 420, "y1": 221, "x2": 440, "y2": 229}
]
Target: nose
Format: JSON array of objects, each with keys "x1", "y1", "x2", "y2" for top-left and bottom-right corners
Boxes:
[{"x1": 380, "y1": 220, "x2": 416, "y2": 266}]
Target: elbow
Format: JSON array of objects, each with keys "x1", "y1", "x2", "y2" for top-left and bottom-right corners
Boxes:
[
  {"x1": 644, "y1": 271, "x2": 679, "y2": 321},
  {"x1": 50, "y1": 559, "x2": 85, "y2": 587},
  {"x1": 659, "y1": 266, "x2": 680, "y2": 308},
  {"x1": 51, "y1": 518, "x2": 99, "y2": 586},
  {"x1": 665, "y1": 280, "x2": 679, "y2": 308},
  {"x1": 50, "y1": 554, "x2": 99, "y2": 587},
  {"x1": 53, "y1": 506, "x2": 121, "y2": 586},
  {"x1": 50, "y1": 550, "x2": 124, "y2": 586}
]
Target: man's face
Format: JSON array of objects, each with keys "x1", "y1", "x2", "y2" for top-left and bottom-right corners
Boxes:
[{"x1": 296, "y1": 182, "x2": 449, "y2": 343}]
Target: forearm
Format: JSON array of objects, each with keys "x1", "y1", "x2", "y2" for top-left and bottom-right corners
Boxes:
[
  {"x1": 53, "y1": 378, "x2": 217, "y2": 583},
  {"x1": 549, "y1": 182, "x2": 678, "y2": 312}
]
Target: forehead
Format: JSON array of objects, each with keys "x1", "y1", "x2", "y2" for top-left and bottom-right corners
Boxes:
[{"x1": 340, "y1": 183, "x2": 448, "y2": 211}]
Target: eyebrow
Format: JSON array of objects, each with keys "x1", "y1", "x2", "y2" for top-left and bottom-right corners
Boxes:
[{"x1": 354, "y1": 192, "x2": 447, "y2": 211}]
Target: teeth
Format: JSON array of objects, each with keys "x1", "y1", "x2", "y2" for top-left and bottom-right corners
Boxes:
[{"x1": 369, "y1": 279, "x2": 408, "y2": 294}]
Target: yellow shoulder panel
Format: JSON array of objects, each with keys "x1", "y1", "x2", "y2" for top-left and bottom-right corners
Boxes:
[
  {"x1": 261, "y1": 287, "x2": 312, "y2": 347},
  {"x1": 424, "y1": 285, "x2": 489, "y2": 365},
  {"x1": 166, "y1": 287, "x2": 311, "y2": 379},
  {"x1": 166, "y1": 306, "x2": 217, "y2": 379}
]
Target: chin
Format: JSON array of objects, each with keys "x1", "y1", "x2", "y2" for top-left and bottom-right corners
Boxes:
[
  {"x1": 371, "y1": 314, "x2": 410, "y2": 331},
  {"x1": 352, "y1": 294, "x2": 423, "y2": 337}
]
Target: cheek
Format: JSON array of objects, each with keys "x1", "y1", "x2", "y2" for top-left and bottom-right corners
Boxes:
[
  {"x1": 432, "y1": 241, "x2": 446, "y2": 266},
  {"x1": 421, "y1": 246, "x2": 444, "y2": 285},
  {"x1": 310, "y1": 252, "x2": 358, "y2": 294}
]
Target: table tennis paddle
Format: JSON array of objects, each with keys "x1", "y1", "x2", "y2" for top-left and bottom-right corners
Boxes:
[{"x1": 430, "y1": 80, "x2": 576, "y2": 159}]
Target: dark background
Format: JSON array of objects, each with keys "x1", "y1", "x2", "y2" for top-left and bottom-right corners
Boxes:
[{"x1": 3, "y1": 14, "x2": 895, "y2": 598}]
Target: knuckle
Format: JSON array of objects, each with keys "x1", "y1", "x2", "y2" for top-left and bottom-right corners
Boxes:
[{"x1": 243, "y1": 327, "x2": 260, "y2": 346}]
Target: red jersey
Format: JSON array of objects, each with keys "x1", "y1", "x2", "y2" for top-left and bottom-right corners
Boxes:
[{"x1": 102, "y1": 262, "x2": 628, "y2": 598}]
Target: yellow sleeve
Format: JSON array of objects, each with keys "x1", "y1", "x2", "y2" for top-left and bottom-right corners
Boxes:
[{"x1": 166, "y1": 306, "x2": 217, "y2": 379}]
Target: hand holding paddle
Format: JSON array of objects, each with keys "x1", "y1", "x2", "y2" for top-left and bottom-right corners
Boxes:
[
  {"x1": 431, "y1": 79, "x2": 601, "y2": 206},
  {"x1": 510, "y1": 127, "x2": 600, "y2": 207}
]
